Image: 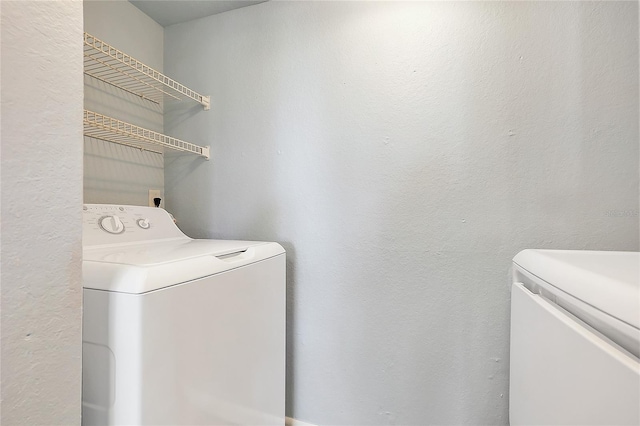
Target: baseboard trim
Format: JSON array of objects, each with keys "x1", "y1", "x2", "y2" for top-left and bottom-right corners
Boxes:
[{"x1": 285, "y1": 416, "x2": 318, "y2": 426}]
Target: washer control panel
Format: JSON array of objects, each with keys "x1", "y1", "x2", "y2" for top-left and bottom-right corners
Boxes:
[{"x1": 83, "y1": 204, "x2": 188, "y2": 247}]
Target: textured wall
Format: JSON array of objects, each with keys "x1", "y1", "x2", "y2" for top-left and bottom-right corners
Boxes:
[
  {"x1": 164, "y1": 2, "x2": 639, "y2": 424},
  {"x1": 83, "y1": 1, "x2": 164, "y2": 206},
  {"x1": 1, "y1": 1, "x2": 84, "y2": 424}
]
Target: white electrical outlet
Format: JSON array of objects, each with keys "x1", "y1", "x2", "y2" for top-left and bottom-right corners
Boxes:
[{"x1": 148, "y1": 189, "x2": 161, "y2": 207}]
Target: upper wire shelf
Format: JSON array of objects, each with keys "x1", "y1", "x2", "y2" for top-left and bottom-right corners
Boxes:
[
  {"x1": 84, "y1": 32, "x2": 210, "y2": 110},
  {"x1": 84, "y1": 110, "x2": 210, "y2": 160}
]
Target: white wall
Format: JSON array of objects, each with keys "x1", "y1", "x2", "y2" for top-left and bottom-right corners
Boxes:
[
  {"x1": 84, "y1": 0, "x2": 165, "y2": 206},
  {"x1": 164, "y1": 2, "x2": 639, "y2": 424},
  {"x1": 1, "y1": 1, "x2": 84, "y2": 424}
]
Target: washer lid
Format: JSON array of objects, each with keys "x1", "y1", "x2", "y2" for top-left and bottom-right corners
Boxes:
[
  {"x1": 513, "y1": 250, "x2": 640, "y2": 330},
  {"x1": 83, "y1": 239, "x2": 285, "y2": 294}
]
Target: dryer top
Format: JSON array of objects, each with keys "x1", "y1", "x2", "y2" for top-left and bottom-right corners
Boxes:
[{"x1": 513, "y1": 249, "x2": 639, "y2": 331}]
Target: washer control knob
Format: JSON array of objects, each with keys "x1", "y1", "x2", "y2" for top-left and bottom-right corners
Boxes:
[
  {"x1": 137, "y1": 218, "x2": 150, "y2": 229},
  {"x1": 99, "y1": 215, "x2": 125, "y2": 234}
]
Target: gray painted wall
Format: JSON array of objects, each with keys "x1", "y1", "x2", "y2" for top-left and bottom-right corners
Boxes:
[
  {"x1": 1, "y1": 1, "x2": 84, "y2": 424},
  {"x1": 164, "y1": 2, "x2": 639, "y2": 424},
  {"x1": 84, "y1": 0, "x2": 165, "y2": 207}
]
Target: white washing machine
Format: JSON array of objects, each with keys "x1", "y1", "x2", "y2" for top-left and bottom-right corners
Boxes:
[
  {"x1": 81, "y1": 204, "x2": 285, "y2": 425},
  {"x1": 510, "y1": 249, "x2": 640, "y2": 425}
]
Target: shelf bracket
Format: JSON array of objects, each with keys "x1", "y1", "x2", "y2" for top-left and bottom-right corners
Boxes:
[
  {"x1": 202, "y1": 96, "x2": 211, "y2": 111},
  {"x1": 201, "y1": 146, "x2": 211, "y2": 160}
]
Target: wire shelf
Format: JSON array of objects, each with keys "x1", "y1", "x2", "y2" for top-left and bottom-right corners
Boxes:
[
  {"x1": 84, "y1": 32, "x2": 210, "y2": 110},
  {"x1": 84, "y1": 110, "x2": 210, "y2": 159}
]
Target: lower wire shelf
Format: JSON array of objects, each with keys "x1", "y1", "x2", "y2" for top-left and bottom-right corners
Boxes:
[{"x1": 83, "y1": 110, "x2": 210, "y2": 159}]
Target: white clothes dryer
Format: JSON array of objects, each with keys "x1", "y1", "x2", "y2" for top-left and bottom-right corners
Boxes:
[
  {"x1": 510, "y1": 249, "x2": 639, "y2": 425},
  {"x1": 82, "y1": 204, "x2": 285, "y2": 425}
]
